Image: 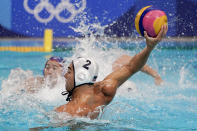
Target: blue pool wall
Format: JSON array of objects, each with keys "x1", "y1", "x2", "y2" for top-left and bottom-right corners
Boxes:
[{"x1": 0, "y1": 0, "x2": 197, "y2": 37}]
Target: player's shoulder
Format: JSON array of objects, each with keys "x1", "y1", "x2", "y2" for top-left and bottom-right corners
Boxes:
[{"x1": 94, "y1": 79, "x2": 117, "y2": 97}]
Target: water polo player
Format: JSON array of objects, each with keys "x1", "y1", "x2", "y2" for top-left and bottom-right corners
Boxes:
[
  {"x1": 55, "y1": 25, "x2": 168, "y2": 119},
  {"x1": 25, "y1": 56, "x2": 65, "y2": 93},
  {"x1": 44, "y1": 56, "x2": 64, "y2": 80}
]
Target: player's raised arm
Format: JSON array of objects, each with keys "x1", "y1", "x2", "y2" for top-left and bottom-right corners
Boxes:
[{"x1": 104, "y1": 25, "x2": 168, "y2": 88}]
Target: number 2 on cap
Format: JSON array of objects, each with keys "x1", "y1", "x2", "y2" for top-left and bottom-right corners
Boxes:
[{"x1": 83, "y1": 60, "x2": 91, "y2": 70}]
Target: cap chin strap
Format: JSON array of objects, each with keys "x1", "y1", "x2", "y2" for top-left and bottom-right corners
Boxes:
[{"x1": 62, "y1": 83, "x2": 94, "y2": 101}]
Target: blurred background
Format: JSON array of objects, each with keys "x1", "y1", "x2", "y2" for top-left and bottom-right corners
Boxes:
[{"x1": 0, "y1": 0, "x2": 197, "y2": 38}]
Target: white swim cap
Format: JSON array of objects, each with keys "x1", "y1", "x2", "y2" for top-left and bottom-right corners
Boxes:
[{"x1": 72, "y1": 57, "x2": 99, "y2": 87}]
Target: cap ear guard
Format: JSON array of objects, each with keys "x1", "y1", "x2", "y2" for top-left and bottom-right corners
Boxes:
[{"x1": 75, "y1": 69, "x2": 91, "y2": 84}]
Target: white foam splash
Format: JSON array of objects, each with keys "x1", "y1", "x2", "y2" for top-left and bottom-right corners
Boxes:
[
  {"x1": 116, "y1": 81, "x2": 138, "y2": 97},
  {"x1": 1, "y1": 68, "x2": 34, "y2": 99},
  {"x1": 0, "y1": 68, "x2": 66, "y2": 108},
  {"x1": 69, "y1": 20, "x2": 131, "y2": 81},
  {"x1": 33, "y1": 76, "x2": 67, "y2": 105}
]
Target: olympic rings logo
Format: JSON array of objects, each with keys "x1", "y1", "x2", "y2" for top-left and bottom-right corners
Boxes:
[{"x1": 23, "y1": 0, "x2": 86, "y2": 23}]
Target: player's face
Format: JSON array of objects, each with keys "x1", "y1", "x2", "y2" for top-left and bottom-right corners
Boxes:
[
  {"x1": 44, "y1": 60, "x2": 62, "y2": 79},
  {"x1": 64, "y1": 63, "x2": 74, "y2": 92}
]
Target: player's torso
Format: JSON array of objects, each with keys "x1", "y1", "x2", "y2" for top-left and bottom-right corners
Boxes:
[{"x1": 64, "y1": 85, "x2": 107, "y2": 118}]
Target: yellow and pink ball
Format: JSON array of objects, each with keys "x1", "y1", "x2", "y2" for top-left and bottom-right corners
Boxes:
[{"x1": 135, "y1": 6, "x2": 168, "y2": 37}]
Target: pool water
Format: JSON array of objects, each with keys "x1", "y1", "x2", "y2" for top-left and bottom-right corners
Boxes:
[{"x1": 0, "y1": 40, "x2": 197, "y2": 130}]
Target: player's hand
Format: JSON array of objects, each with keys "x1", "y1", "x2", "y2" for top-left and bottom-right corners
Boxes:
[
  {"x1": 144, "y1": 24, "x2": 168, "y2": 49},
  {"x1": 154, "y1": 76, "x2": 163, "y2": 86}
]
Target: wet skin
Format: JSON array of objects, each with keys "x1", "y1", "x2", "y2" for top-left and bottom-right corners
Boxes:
[{"x1": 55, "y1": 25, "x2": 168, "y2": 119}]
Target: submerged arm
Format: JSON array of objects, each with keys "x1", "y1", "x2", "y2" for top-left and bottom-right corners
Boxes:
[{"x1": 141, "y1": 65, "x2": 163, "y2": 85}]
